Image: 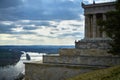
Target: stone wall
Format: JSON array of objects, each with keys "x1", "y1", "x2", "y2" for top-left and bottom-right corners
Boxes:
[
  {"x1": 43, "y1": 55, "x2": 120, "y2": 67},
  {"x1": 59, "y1": 48, "x2": 110, "y2": 56},
  {"x1": 25, "y1": 63, "x2": 93, "y2": 80},
  {"x1": 59, "y1": 48, "x2": 76, "y2": 56}
]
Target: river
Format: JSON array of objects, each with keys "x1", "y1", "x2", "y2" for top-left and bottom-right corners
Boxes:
[{"x1": 0, "y1": 52, "x2": 45, "y2": 80}]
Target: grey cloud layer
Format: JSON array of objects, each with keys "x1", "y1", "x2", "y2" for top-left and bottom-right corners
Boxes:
[
  {"x1": 0, "y1": 0, "x2": 23, "y2": 8},
  {"x1": 0, "y1": 20, "x2": 84, "y2": 39},
  {"x1": 0, "y1": 0, "x2": 83, "y2": 20},
  {"x1": 0, "y1": 0, "x2": 84, "y2": 45},
  {"x1": 0, "y1": 21, "x2": 52, "y2": 34},
  {"x1": 57, "y1": 32, "x2": 83, "y2": 38}
]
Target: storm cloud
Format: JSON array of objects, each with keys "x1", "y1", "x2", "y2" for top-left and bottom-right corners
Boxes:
[
  {"x1": 0, "y1": 0, "x2": 23, "y2": 8},
  {"x1": 0, "y1": 0, "x2": 114, "y2": 45},
  {"x1": 0, "y1": 0, "x2": 83, "y2": 21}
]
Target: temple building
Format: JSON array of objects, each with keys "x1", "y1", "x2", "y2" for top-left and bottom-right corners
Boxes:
[
  {"x1": 82, "y1": 2, "x2": 115, "y2": 39},
  {"x1": 75, "y1": 2, "x2": 116, "y2": 51}
]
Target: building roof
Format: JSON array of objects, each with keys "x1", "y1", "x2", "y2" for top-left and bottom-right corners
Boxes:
[{"x1": 82, "y1": 2, "x2": 115, "y2": 9}]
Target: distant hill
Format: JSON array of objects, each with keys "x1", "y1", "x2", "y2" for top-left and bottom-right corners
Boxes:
[{"x1": 0, "y1": 45, "x2": 74, "y2": 54}]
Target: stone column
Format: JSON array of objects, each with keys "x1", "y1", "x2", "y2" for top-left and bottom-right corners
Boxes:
[
  {"x1": 85, "y1": 15, "x2": 89, "y2": 38},
  {"x1": 92, "y1": 14, "x2": 97, "y2": 38},
  {"x1": 102, "y1": 14, "x2": 107, "y2": 38},
  {"x1": 88, "y1": 15, "x2": 91, "y2": 38},
  {"x1": 90, "y1": 15, "x2": 93, "y2": 38},
  {"x1": 85, "y1": 14, "x2": 92, "y2": 38}
]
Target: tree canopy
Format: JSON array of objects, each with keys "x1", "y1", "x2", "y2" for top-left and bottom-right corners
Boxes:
[{"x1": 98, "y1": 0, "x2": 120, "y2": 55}]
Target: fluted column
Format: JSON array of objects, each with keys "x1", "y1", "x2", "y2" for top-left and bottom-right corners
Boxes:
[
  {"x1": 92, "y1": 14, "x2": 97, "y2": 38},
  {"x1": 85, "y1": 15, "x2": 89, "y2": 38},
  {"x1": 88, "y1": 15, "x2": 91, "y2": 38},
  {"x1": 102, "y1": 14, "x2": 107, "y2": 38},
  {"x1": 90, "y1": 15, "x2": 93, "y2": 38}
]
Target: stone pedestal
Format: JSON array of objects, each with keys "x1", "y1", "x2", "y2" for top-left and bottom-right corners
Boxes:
[{"x1": 75, "y1": 38, "x2": 111, "y2": 49}]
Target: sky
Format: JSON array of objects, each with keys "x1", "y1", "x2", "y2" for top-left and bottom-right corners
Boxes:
[{"x1": 0, "y1": 0, "x2": 115, "y2": 45}]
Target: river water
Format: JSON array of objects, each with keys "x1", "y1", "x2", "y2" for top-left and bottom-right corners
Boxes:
[
  {"x1": 0, "y1": 52, "x2": 45, "y2": 80},
  {"x1": 0, "y1": 45, "x2": 74, "y2": 80}
]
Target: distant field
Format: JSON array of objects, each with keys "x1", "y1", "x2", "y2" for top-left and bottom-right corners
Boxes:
[{"x1": 67, "y1": 65, "x2": 120, "y2": 80}]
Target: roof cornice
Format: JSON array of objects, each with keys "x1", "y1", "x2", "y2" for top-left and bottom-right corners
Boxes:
[{"x1": 82, "y1": 2, "x2": 115, "y2": 8}]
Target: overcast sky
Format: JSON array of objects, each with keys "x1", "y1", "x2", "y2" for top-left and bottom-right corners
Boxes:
[{"x1": 0, "y1": 0, "x2": 115, "y2": 45}]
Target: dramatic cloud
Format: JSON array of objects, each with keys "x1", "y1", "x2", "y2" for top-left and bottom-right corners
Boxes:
[
  {"x1": 0, "y1": 19, "x2": 84, "y2": 45},
  {"x1": 0, "y1": 0, "x2": 23, "y2": 8},
  {"x1": 0, "y1": 21, "x2": 15, "y2": 34},
  {"x1": 0, "y1": 0, "x2": 115, "y2": 45},
  {"x1": 0, "y1": 0, "x2": 83, "y2": 21}
]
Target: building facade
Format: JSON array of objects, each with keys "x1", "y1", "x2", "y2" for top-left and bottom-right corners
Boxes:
[
  {"x1": 75, "y1": 2, "x2": 116, "y2": 49},
  {"x1": 82, "y1": 2, "x2": 115, "y2": 39}
]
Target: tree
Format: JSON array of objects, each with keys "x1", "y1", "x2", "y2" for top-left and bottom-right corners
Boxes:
[{"x1": 98, "y1": 0, "x2": 120, "y2": 55}]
